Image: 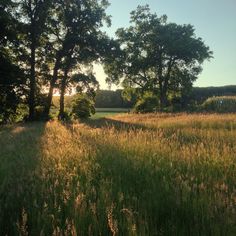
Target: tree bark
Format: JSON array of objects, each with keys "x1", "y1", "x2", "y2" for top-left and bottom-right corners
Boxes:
[
  {"x1": 160, "y1": 88, "x2": 168, "y2": 111},
  {"x1": 159, "y1": 56, "x2": 174, "y2": 111},
  {"x1": 28, "y1": 23, "x2": 36, "y2": 121},
  {"x1": 44, "y1": 56, "x2": 61, "y2": 118},
  {"x1": 58, "y1": 69, "x2": 68, "y2": 120}
]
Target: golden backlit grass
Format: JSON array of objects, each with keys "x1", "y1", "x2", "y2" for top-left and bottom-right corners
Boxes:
[{"x1": 0, "y1": 113, "x2": 236, "y2": 235}]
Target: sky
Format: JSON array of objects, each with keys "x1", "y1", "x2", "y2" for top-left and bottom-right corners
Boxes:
[{"x1": 94, "y1": 0, "x2": 236, "y2": 89}]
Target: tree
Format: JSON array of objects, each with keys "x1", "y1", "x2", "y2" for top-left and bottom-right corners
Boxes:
[
  {"x1": 71, "y1": 94, "x2": 96, "y2": 119},
  {"x1": 105, "y1": 5, "x2": 213, "y2": 111},
  {"x1": 57, "y1": 33, "x2": 118, "y2": 120},
  {"x1": 0, "y1": 54, "x2": 25, "y2": 123},
  {"x1": 43, "y1": 0, "x2": 113, "y2": 118},
  {"x1": 18, "y1": 0, "x2": 52, "y2": 120},
  {"x1": 58, "y1": 70, "x2": 99, "y2": 120},
  {"x1": 0, "y1": 0, "x2": 26, "y2": 123}
]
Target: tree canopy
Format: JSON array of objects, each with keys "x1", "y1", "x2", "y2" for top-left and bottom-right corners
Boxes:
[
  {"x1": 0, "y1": 0, "x2": 26, "y2": 123},
  {"x1": 0, "y1": 2, "x2": 215, "y2": 122},
  {"x1": 105, "y1": 5, "x2": 213, "y2": 110}
]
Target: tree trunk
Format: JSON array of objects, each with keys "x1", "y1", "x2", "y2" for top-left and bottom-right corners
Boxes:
[
  {"x1": 28, "y1": 29, "x2": 36, "y2": 121},
  {"x1": 44, "y1": 57, "x2": 61, "y2": 118},
  {"x1": 58, "y1": 69, "x2": 68, "y2": 120},
  {"x1": 159, "y1": 81, "x2": 168, "y2": 111},
  {"x1": 160, "y1": 91, "x2": 168, "y2": 111}
]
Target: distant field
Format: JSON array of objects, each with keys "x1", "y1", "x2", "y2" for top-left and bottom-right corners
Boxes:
[
  {"x1": 95, "y1": 108, "x2": 130, "y2": 112},
  {"x1": 91, "y1": 112, "x2": 123, "y2": 119},
  {"x1": 91, "y1": 108, "x2": 130, "y2": 119},
  {"x1": 0, "y1": 113, "x2": 236, "y2": 235},
  {"x1": 50, "y1": 101, "x2": 130, "y2": 119}
]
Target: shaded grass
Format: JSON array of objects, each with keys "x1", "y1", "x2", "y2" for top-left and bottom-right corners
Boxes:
[
  {"x1": 0, "y1": 123, "x2": 46, "y2": 235},
  {"x1": 0, "y1": 113, "x2": 236, "y2": 235}
]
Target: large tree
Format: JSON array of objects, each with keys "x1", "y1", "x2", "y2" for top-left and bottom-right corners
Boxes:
[
  {"x1": 105, "y1": 5, "x2": 213, "y2": 110},
  {"x1": 43, "y1": 0, "x2": 114, "y2": 118},
  {"x1": 18, "y1": 0, "x2": 52, "y2": 120},
  {"x1": 0, "y1": 0, "x2": 25, "y2": 123}
]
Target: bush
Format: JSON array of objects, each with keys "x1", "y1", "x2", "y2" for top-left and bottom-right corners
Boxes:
[
  {"x1": 71, "y1": 95, "x2": 95, "y2": 119},
  {"x1": 58, "y1": 111, "x2": 72, "y2": 122},
  {"x1": 32, "y1": 106, "x2": 52, "y2": 121},
  {"x1": 134, "y1": 93, "x2": 159, "y2": 113},
  {"x1": 201, "y1": 96, "x2": 236, "y2": 113}
]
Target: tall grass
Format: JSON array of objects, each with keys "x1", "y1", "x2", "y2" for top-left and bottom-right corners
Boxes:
[{"x1": 0, "y1": 113, "x2": 236, "y2": 235}]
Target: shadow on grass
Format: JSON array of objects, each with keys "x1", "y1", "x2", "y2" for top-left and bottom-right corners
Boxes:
[
  {"x1": 83, "y1": 117, "x2": 153, "y2": 132},
  {"x1": 0, "y1": 122, "x2": 46, "y2": 235},
  {"x1": 75, "y1": 130, "x2": 223, "y2": 236}
]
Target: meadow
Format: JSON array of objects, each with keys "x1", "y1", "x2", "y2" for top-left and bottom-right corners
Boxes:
[{"x1": 0, "y1": 113, "x2": 236, "y2": 235}]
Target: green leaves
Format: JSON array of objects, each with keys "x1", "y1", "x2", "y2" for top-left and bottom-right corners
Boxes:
[
  {"x1": 106, "y1": 5, "x2": 212, "y2": 110},
  {"x1": 71, "y1": 94, "x2": 95, "y2": 119}
]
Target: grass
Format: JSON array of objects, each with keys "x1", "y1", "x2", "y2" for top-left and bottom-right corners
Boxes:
[
  {"x1": 91, "y1": 108, "x2": 130, "y2": 119},
  {"x1": 50, "y1": 101, "x2": 130, "y2": 120},
  {"x1": 91, "y1": 112, "x2": 121, "y2": 119},
  {"x1": 0, "y1": 113, "x2": 236, "y2": 235}
]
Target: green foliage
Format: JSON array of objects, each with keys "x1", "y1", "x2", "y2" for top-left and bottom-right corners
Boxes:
[
  {"x1": 134, "y1": 93, "x2": 159, "y2": 113},
  {"x1": 33, "y1": 106, "x2": 52, "y2": 121},
  {"x1": 201, "y1": 96, "x2": 236, "y2": 113},
  {"x1": 71, "y1": 95, "x2": 95, "y2": 119},
  {"x1": 0, "y1": 54, "x2": 25, "y2": 123},
  {"x1": 15, "y1": 104, "x2": 29, "y2": 122},
  {"x1": 95, "y1": 89, "x2": 135, "y2": 108},
  {"x1": 105, "y1": 5, "x2": 212, "y2": 110},
  {"x1": 42, "y1": 0, "x2": 117, "y2": 116},
  {"x1": 57, "y1": 111, "x2": 72, "y2": 122},
  {"x1": 0, "y1": 1, "x2": 26, "y2": 123},
  {"x1": 72, "y1": 73, "x2": 99, "y2": 99},
  {"x1": 192, "y1": 85, "x2": 236, "y2": 103},
  {"x1": 94, "y1": 87, "x2": 236, "y2": 111}
]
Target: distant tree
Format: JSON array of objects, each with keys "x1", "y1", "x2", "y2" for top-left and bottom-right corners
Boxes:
[
  {"x1": 95, "y1": 90, "x2": 135, "y2": 108},
  {"x1": 105, "y1": 5, "x2": 213, "y2": 111},
  {"x1": 134, "y1": 92, "x2": 159, "y2": 113},
  {"x1": 58, "y1": 69, "x2": 99, "y2": 120},
  {"x1": 71, "y1": 94, "x2": 95, "y2": 119},
  {"x1": 192, "y1": 86, "x2": 236, "y2": 103}
]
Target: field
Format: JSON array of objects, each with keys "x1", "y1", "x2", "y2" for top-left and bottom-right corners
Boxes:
[
  {"x1": 0, "y1": 113, "x2": 236, "y2": 235},
  {"x1": 92, "y1": 108, "x2": 130, "y2": 119},
  {"x1": 51, "y1": 96, "x2": 130, "y2": 119}
]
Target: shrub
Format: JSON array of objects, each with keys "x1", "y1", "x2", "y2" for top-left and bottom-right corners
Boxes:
[
  {"x1": 32, "y1": 106, "x2": 52, "y2": 121},
  {"x1": 134, "y1": 93, "x2": 159, "y2": 113},
  {"x1": 71, "y1": 95, "x2": 95, "y2": 119},
  {"x1": 58, "y1": 111, "x2": 72, "y2": 122},
  {"x1": 201, "y1": 96, "x2": 236, "y2": 113}
]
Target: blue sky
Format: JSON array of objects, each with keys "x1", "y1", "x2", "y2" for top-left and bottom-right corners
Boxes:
[{"x1": 95, "y1": 0, "x2": 236, "y2": 89}]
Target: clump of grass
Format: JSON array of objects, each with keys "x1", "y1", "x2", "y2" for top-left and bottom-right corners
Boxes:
[{"x1": 0, "y1": 113, "x2": 236, "y2": 235}]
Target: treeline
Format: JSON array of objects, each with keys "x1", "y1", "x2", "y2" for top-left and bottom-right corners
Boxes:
[
  {"x1": 95, "y1": 90, "x2": 135, "y2": 108},
  {"x1": 0, "y1": 1, "x2": 216, "y2": 122},
  {"x1": 192, "y1": 85, "x2": 236, "y2": 103},
  {"x1": 95, "y1": 86, "x2": 236, "y2": 108},
  {"x1": 0, "y1": 0, "x2": 118, "y2": 123}
]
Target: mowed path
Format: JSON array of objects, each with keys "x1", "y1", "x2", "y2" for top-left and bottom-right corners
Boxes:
[{"x1": 0, "y1": 113, "x2": 236, "y2": 235}]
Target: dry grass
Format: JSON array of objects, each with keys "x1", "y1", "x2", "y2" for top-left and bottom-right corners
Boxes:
[{"x1": 0, "y1": 113, "x2": 236, "y2": 235}]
